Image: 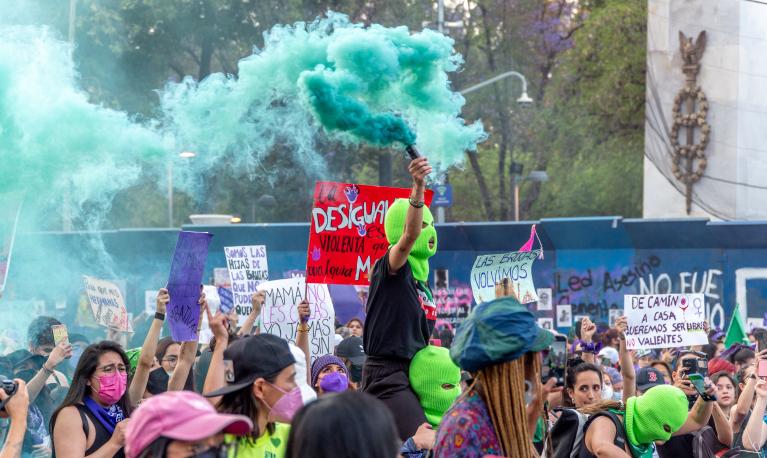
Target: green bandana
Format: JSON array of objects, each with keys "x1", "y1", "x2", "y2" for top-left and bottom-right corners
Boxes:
[
  {"x1": 384, "y1": 198, "x2": 437, "y2": 282},
  {"x1": 624, "y1": 385, "x2": 688, "y2": 448},
  {"x1": 126, "y1": 347, "x2": 142, "y2": 378},
  {"x1": 409, "y1": 346, "x2": 461, "y2": 427}
]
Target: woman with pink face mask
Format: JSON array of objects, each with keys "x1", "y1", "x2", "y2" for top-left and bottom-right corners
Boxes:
[
  {"x1": 203, "y1": 308, "x2": 301, "y2": 458},
  {"x1": 51, "y1": 341, "x2": 133, "y2": 458}
]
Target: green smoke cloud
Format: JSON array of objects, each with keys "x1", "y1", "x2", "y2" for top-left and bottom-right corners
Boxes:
[{"x1": 162, "y1": 12, "x2": 486, "y2": 170}]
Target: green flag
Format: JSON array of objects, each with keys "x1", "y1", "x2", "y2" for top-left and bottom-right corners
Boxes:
[{"x1": 725, "y1": 303, "x2": 749, "y2": 348}]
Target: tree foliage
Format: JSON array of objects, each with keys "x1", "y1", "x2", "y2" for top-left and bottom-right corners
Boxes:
[{"x1": 11, "y1": 0, "x2": 647, "y2": 225}]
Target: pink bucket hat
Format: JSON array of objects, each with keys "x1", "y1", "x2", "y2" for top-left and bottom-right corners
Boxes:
[{"x1": 125, "y1": 391, "x2": 253, "y2": 458}]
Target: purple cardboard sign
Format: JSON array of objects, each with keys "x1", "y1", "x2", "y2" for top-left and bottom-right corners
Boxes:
[{"x1": 167, "y1": 231, "x2": 213, "y2": 341}]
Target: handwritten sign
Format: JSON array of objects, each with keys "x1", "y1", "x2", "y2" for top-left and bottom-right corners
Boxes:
[
  {"x1": 0, "y1": 193, "x2": 22, "y2": 294},
  {"x1": 306, "y1": 182, "x2": 433, "y2": 285},
  {"x1": 224, "y1": 245, "x2": 268, "y2": 324},
  {"x1": 167, "y1": 231, "x2": 213, "y2": 341},
  {"x1": 470, "y1": 250, "x2": 540, "y2": 304},
  {"x1": 258, "y1": 277, "x2": 335, "y2": 362},
  {"x1": 624, "y1": 294, "x2": 708, "y2": 350},
  {"x1": 83, "y1": 276, "x2": 132, "y2": 331}
]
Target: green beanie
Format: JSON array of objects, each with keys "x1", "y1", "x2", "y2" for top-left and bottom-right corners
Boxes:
[
  {"x1": 625, "y1": 385, "x2": 688, "y2": 446},
  {"x1": 384, "y1": 198, "x2": 438, "y2": 282},
  {"x1": 409, "y1": 346, "x2": 461, "y2": 427},
  {"x1": 126, "y1": 347, "x2": 142, "y2": 378}
]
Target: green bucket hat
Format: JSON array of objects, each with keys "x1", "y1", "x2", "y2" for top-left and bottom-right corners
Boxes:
[
  {"x1": 409, "y1": 346, "x2": 461, "y2": 427},
  {"x1": 625, "y1": 385, "x2": 688, "y2": 446},
  {"x1": 450, "y1": 296, "x2": 553, "y2": 372}
]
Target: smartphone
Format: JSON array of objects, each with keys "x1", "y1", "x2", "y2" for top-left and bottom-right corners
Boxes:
[
  {"x1": 687, "y1": 373, "x2": 716, "y2": 401},
  {"x1": 757, "y1": 331, "x2": 767, "y2": 377},
  {"x1": 682, "y1": 357, "x2": 700, "y2": 376},
  {"x1": 51, "y1": 324, "x2": 69, "y2": 346},
  {"x1": 542, "y1": 335, "x2": 567, "y2": 386}
]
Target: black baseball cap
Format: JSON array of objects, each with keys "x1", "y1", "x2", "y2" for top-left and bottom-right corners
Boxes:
[
  {"x1": 335, "y1": 336, "x2": 366, "y2": 367},
  {"x1": 637, "y1": 367, "x2": 666, "y2": 392},
  {"x1": 204, "y1": 334, "x2": 295, "y2": 398}
]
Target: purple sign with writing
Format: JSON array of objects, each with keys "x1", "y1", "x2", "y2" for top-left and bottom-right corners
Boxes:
[{"x1": 167, "y1": 231, "x2": 213, "y2": 341}]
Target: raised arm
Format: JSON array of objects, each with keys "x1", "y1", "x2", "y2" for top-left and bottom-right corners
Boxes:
[
  {"x1": 0, "y1": 380, "x2": 28, "y2": 458},
  {"x1": 743, "y1": 380, "x2": 767, "y2": 451},
  {"x1": 710, "y1": 402, "x2": 732, "y2": 447},
  {"x1": 168, "y1": 292, "x2": 206, "y2": 391},
  {"x1": 203, "y1": 306, "x2": 230, "y2": 406},
  {"x1": 238, "y1": 291, "x2": 264, "y2": 337},
  {"x1": 614, "y1": 317, "x2": 635, "y2": 402},
  {"x1": 26, "y1": 341, "x2": 72, "y2": 403},
  {"x1": 296, "y1": 299, "x2": 311, "y2": 385},
  {"x1": 128, "y1": 288, "x2": 168, "y2": 405},
  {"x1": 388, "y1": 158, "x2": 432, "y2": 273},
  {"x1": 733, "y1": 353, "x2": 762, "y2": 434},
  {"x1": 674, "y1": 390, "x2": 714, "y2": 436},
  {"x1": 580, "y1": 317, "x2": 597, "y2": 365}
]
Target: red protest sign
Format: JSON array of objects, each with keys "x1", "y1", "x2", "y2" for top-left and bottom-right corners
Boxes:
[{"x1": 306, "y1": 182, "x2": 434, "y2": 285}]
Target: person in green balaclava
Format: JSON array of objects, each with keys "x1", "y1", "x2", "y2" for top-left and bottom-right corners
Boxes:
[
  {"x1": 362, "y1": 156, "x2": 438, "y2": 442},
  {"x1": 384, "y1": 198, "x2": 438, "y2": 283},
  {"x1": 409, "y1": 345, "x2": 461, "y2": 427},
  {"x1": 582, "y1": 384, "x2": 689, "y2": 457}
]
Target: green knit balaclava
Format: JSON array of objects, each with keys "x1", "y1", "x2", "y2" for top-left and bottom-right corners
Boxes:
[
  {"x1": 409, "y1": 346, "x2": 461, "y2": 427},
  {"x1": 625, "y1": 385, "x2": 688, "y2": 446},
  {"x1": 384, "y1": 198, "x2": 438, "y2": 282}
]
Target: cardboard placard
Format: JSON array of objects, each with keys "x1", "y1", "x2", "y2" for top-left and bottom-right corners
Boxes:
[
  {"x1": 224, "y1": 245, "x2": 268, "y2": 324},
  {"x1": 306, "y1": 182, "x2": 433, "y2": 285},
  {"x1": 623, "y1": 294, "x2": 708, "y2": 350},
  {"x1": 83, "y1": 276, "x2": 132, "y2": 331},
  {"x1": 167, "y1": 231, "x2": 213, "y2": 341},
  {"x1": 258, "y1": 277, "x2": 335, "y2": 362},
  {"x1": 471, "y1": 250, "x2": 540, "y2": 304}
]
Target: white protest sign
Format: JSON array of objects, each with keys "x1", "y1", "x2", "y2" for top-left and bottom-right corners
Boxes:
[
  {"x1": 213, "y1": 267, "x2": 231, "y2": 288},
  {"x1": 83, "y1": 276, "x2": 132, "y2": 331},
  {"x1": 624, "y1": 294, "x2": 708, "y2": 350},
  {"x1": 258, "y1": 277, "x2": 335, "y2": 362},
  {"x1": 470, "y1": 250, "x2": 540, "y2": 304},
  {"x1": 224, "y1": 246, "x2": 268, "y2": 325},
  {"x1": 144, "y1": 290, "x2": 156, "y2": 315}
]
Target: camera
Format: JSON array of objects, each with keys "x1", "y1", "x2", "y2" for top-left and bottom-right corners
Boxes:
[{"x1": 0, "y1": 377, "x2": 18, "y2": 411}]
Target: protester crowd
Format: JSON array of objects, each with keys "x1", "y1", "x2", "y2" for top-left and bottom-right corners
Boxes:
[{"x1": 2, "y1": 158, "x2": 767, "y2": 458}]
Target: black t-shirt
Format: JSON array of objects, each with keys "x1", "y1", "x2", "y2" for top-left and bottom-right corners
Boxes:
[
  {"x1": 657, "y1": 433, "x2": 693, "y2": 458},
  {"x1": 363, "y1": 250, "x2": 436, "y2": 360}
]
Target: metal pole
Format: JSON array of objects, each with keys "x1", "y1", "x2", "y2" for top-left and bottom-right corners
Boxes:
[
  {"x1": 62, "y1": 0, "x2": 77, "y2": 232},
  {"x1": 514, "y1": 182, "x2": 520, "y2": 221},
  {"x1": 68, "y1": 0, "x2": 77, "y2": 43},
  {"x1": 437, "y1": 0, "x2": 444, "y2": 33},
  {"x1": 167, "y1": 161, "x2": 174, "y2": 227},
  {"x1": 437, "y1": 207, "x2": 445, "y2": 223},
  {"x1": 459, "y1": 71, "x2": 529, "y2": 96}
]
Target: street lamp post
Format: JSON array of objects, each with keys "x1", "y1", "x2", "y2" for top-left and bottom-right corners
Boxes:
[{"x1": 511, "y1": 165, "x2": 548, "y2": 221}]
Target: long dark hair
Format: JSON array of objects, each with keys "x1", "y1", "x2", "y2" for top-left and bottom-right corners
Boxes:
[
  {"x1": 50, "y1": 341, "x2": 133, "y2": 431},
  {"x1": 564, "y1": 361, "x2": 603, "y2": 408},
  {"x1": 285, "y1": 391, "x2": 399, "y2": 458},
  {"x1": 217, "y1": 372, "x2": 279, "y2": 441}
]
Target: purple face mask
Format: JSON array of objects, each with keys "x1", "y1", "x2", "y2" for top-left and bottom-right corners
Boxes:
[
  {"x1": 319, "y1": 371, "x2": 349, "y2": 393},
  {"x1": 264, "y1": 383, "x2": 303, "y2": 423}
]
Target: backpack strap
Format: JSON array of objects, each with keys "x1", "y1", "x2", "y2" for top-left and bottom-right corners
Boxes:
[{"x1": 582, "y1": 411, "x2": 627, "y2": 452}]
